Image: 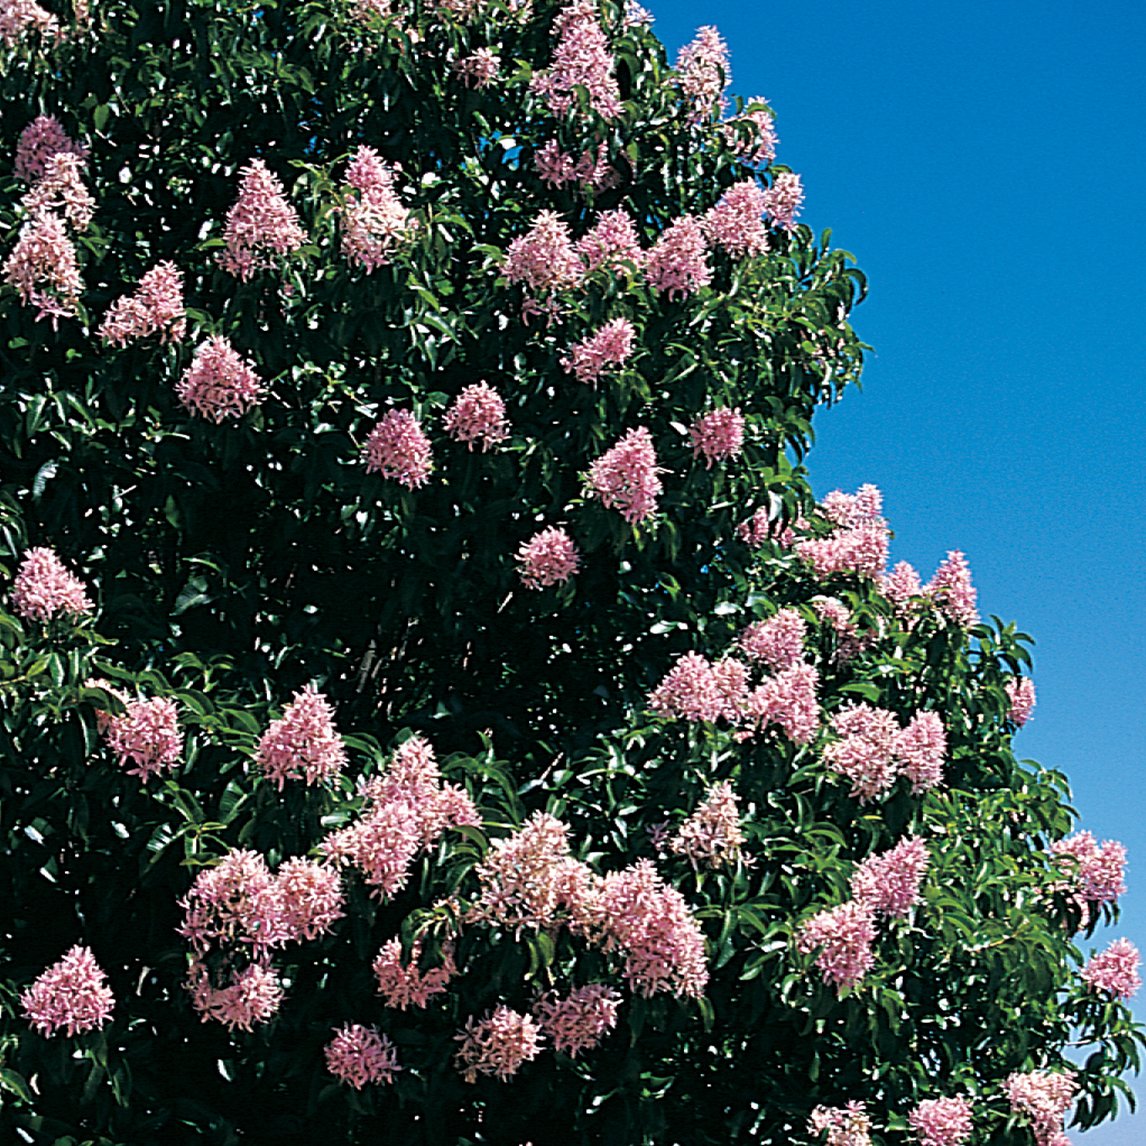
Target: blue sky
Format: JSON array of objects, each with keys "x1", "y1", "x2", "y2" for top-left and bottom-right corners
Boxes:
[{"x1": 651, "y1": 1, "x2": 1146, "y2": 1140}]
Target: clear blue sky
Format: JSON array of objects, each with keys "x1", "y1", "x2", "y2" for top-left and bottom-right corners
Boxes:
[{"x1": 651, "y1": 1, "x2": 1146, "y2": 1140}]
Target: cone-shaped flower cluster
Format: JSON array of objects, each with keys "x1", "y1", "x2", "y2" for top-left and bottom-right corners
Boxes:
[
  {"x1": 533, "y1": 984, "x2": 619, "y2": 1057},
  {"x1": 703, "y1": 181, "x2": 769, "y2": 258},
  {"x1": 176, "y1": 336, "x2": 265, "y2": 422},
  {"x1": 338, "y1": 146, "x2": 413, "y2": 272},
  {"x1": 644, "y1": 216, "x2": 712, "y2": 299},
  {"x1": 1006, "y1": 676, "x2": 1037, "y2": 726},
  {"x1": 374, "y1": 938, "x2": 457, "y2": 1010},
  {"x1": 20, "y1": 945, "x2": 114, "y2": 1037},
  {"x1": 1005, "y1": 1070, "x2": 1076, "y2": 1146},
  {"x1": 325, "y1": 1024, "x2": 401, "y2": 1087},
  {"x1": 363, "y1": 408, "x2": 433, "y2": 488},
  {"x1": 14, "y1": 115, "x2": 87, "y2": 184},
  {"x1": 823, "y1": 704, "x2": 947, "y2": 801},
  {"x1": 455, "y1": 1005, "x2": 543, "y2": 1083},
  {"x1": 670, "y1": 781, "x2": 744, "y2": 868},
  {"x1": 11, "y1": 547, "x2": 92, "y2": 622},
  {"x1": 850, "y1": 836, "x2": 929, "y2": 918},
  {"x1": 99, "y1": 261, "x2": 185, "y2": 345},
  {"x1": 1051, "y1": 831, "x2": 1127, "y2": 906},
  {"x1": 517, "y1": 526, "x2": 581, "y2": 589},
  {"x1": 561, "y1": 317, "x2": 635, "y2": 385},
  {"x1": 530, "y1": 0, "x2": 622, "y2": 119},
  {"x1": 3, "y1": 209, "x2": 82, "y2": 323},
  {"x1": 1082, "y1": 938, "x2": 1141, "y2": 1000},
  {"x1": 100, "y1": 693, "x2": 183, "y2": 780},
  {"x1": 255, "y1": 685, "x2": 348, "y2": 789},
  {"x1": 907, "y1": 1096, "x2": 973, "y2": 1146},
  {"x1": 689, "y1": 407, "x2": 745, "y2": 467},
  {"x1": 218, "y1": 158, "x2": 307, "y2": 280},
  {"x1": 808, "y1": 1101, "x2": 873, "y2": 1146},
  {"x1": 20, "y1": 153, "x2": 94, "y2": 231},
  {"x1": 586, "y1": 426, "x2": 662, "y2": 523},
  {"x1": 443, "y1": 382, "x2": 510, "y2": 450},
  {"x1": 674, "y1": 25, "x2": 730, "y2": 120}
]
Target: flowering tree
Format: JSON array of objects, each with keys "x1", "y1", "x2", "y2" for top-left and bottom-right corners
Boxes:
[{"x1": 0, "y1": 0, "x2": 1140, "y2": 1144}]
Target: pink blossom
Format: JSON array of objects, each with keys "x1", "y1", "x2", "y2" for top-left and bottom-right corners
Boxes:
[
  {"x1": 598, "y1": 859, "x2": 709, "y2": 997},
  {"x1": 561, "y1": 317, "x2": 635, "y2": 385},
  {"x1": 534, "y1": 140, "x2": 619, "y2": 192},
  {"x1": 3, "y1": 210, "x2": 82, "y2": 322},
  {"x1": 674, "y1": 25, "x2": 730, "y2": 119},
  {"x1": 894, "y1": 710, "x2": 947, "y2": 794},
  {"x1": 187, "y1": 960, "x2": 284, "y2": 1031},
  {"x1": 0, "y1": 0, "x2": 58, "y2": 46},
  {"x1": 517, "y1": 526, "x2": 581, "y2": 589},
  {"x1": 455, "y1": 1006, "x2": 543, "y2": 1083},
  {"x1": 1082, "y1": 938, "x2": 1141, "y2": 1000},
  {"x1": 503, "y1": 210, "x2": 583, "y2": 293},
  {"x1": 179, "y1": 849, "x2": 288, "y2": 954},
  {"x1": 321, "y1": 799, "x2": 422, "y2": 900},
  {"x1": 689, "y1": 407, "x2": 744, "y2": 467},
  {"x1": 102, "y1": 694, "x2": 182, "y2": 779},
  {"x1": 363, "y1": 408, "x2": 433, "y2": 488},
  {"x1": 739, "y1": 608, "x2": 806, "y2": 672},
  {"x1": 762, "y1": 171, "x2": 805, "y2": 231},
  {"x1": 644, "y1": 216, "x2": 712, "y2": 300},
  {"x1": 325, "y1": 1024, "x2": 401, "y2": 1087},
  {"x1": 809, "y1": 1102, "x2": 873, "y2": 1146},
  {"x1": 813, "y1": 597, "x2": 866, "y2": 664},
  {"x1": 671, "y1": 781, "x2": 744, "y2": 868},
  {"x1": 908, "y1": 1097, "x2": 973, "y2": 1146},
  {"x1": 255, "y1": 685, "x2": 347, "y2": 790},
  {"x1": 722, "y1": 99, "x2": 778, "y2": 167},
  {"x1": 797, "y1": 522, "x2": 889, "y2": 579},
  {"x1": 338, "y1": 146, "x2": 413, "y2": 272},
  {"x1": 274, "y1": 858, "x2": 345, "y2": 941},
  {"x1": 21, "y1": 153, "x2": 94, "y2": 231},
  {"x1": 218, "y1": 159, "x2": 307, "y2": 280},
  {"x1": 822, "y1": 484, "x2": 883, "y2": 528},
  {"x1": 99, "y1": 261, "x2": 186, "y2": 345},
  {"x1": 822, "y1": 703, "x2": 899, "y2": 802},
  {"x1": 444, "y1": 382, "x2": 509, "y2": 450},
  {"x1": 20, "y1": 945, "x2": 114, "y2": 1037},
  {"x1": 1006, "y1": 677, "x2": 1037, "y2": 726},
  {"x1": 1005, "y1": 1070, "x2": 1076, "y2": 1146},
  {"x1": 533, "y1": 984, "x2": 619, "y2": 1057},
  {"x1": 176, "y1": 336, "x2": 265, "y2": 422},
  {"x1": 850, "y1": 836, "x2": 929, "y2": 918},
  {"x1": 11, "y1": 547, "x2": 92, "y2": 622},
  {"x1": 586, "y1": 426, "x2": 663, "y2": 523},
  {"x1": 454, "y1": 47, "x2": 500, "y2": 88},
  {"x1": 797, "y1": 901, "x2": 877, "y2": 991},
  {"x1": 882, "y1": 560, "x2": 923, "y2": 610},
  {"x1": 737, "y1": 505, "x2": 777, "y2": 548},
  {"x1": 14, "y1": 116, "x2": 87, "y2": 184},
  {"x1": 702, "y1": 182, "x2": 769, "y2": 258},
  {"x1": 927, "y1": 550, "x2": 979, "y2": 628},
  {"x1": 576, "y1": 209, "x2": 645, "y2": 275},
  {"x1": 648, "y1": 652, "x2": 729, "y2": 723},
  {"x1": 743, "y1": 662, "x2": 820, "y2": 744},
  {"x1": 530, "y1": 0, "x2": 622, "y2": 119},
  {"x1": 374, "y1": 938, "x2": 457, "y2": 1009},
  {"x1": 1052, "y1": 832, "x2": 1128, "y2": 905}
]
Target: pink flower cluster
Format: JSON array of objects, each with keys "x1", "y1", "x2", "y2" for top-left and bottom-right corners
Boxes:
[
  {"x1": 927, "y1": 550, "x2": 979, "y2": 627},
  {"x1": 454, "y1": 47, "x2": 500, "y2": 88},
  {"x1": 517, "y1": 526, "x2": 581, "y2": 589},
  {"x1": 444, "y1": 382, "x2": 509, "y2": 450},
  {"x1": 100, "y1": 692, "x2": 183, "y2": 780},
  {"x1": 374, "y1": 937, "x2": 457, "y2": 1009},
  {"x1": 648, "y1": 652, "x2": 744, "y2": 723},
  {"x1": 739, "y1": 608, "x2": 806, "y2": 671},
  {"x1": 21, "y1": 153, "x2": 94, "y2": 232},
  {"x1": 586, "y1": 426, "x2": 662, "y2": 523},
  {"x1": 322, "y1": 735, "x2": 479, "y2": 899},
  {"x1": 3, "y1": 209, "x2": 82, "y2": 323},
  {"x1": 908, "y1": 1097, "x2": 973, "y2": 1146},
  {"x1": 257, "y1": 678, "x2": 346, "y2": 788},
  {"x1": 530, "y1": 0, "x2": 622, "y2": 119},
  {"x1": 1006, "y1": 676, "x2": 1037, "y2": 726},
  {"x1": 644, "y1": 216, "x2": 712, "y2": 299},
  {"x1": 218, "y1": 158, "x2": 307, "y2": 280},
  {"x1": 533, "y1": 984, "x2": 619, "y2": 1057},
  {"x1": 703, "y1": 181, "x2": 769, "y2": 258},
  {"x1": 762, "y1": 171, "x2": 805, "y2": 231},
  {"x1": 743, "y1": 662, "x2": 821, "y2": 743},
  {"x1": 338, "y1": 146, "x2": 413, "y2": 272},
  {"x1": 796, "y1": 487, "x2": 889, "y2": 579},
  {"x1": 176, "y1": 336, "x2": 265, "y2": 422},
  {"x1": 99, "y1": 261, "x2": 186, "y2": 345},
  {"x1": 364, "y1": 408, "x2": 433, "y2": 487},
  {"x1": 1051, "y1": 831, "x2": 1127, "y2": 906},
  {"x1": 325, "y1": 1024, "x2": 401, "y2": 1087},
  {"x1": 670, "y1": 781, "x2": 744, "y2": 868},
  {"x1": 14, "y1": 116, "x2": 87, "y2": 184},
  {"x1": 689, "y1": 407, "x2": 744, "y2": 467},
  {"x1": 674, "y1": 25, "x2": 730, "y2": 119},
  {"x1": 0, "y1": 0, "x2": 58, "y2": 46},
  {"x1": 882, "y1": 560, "x2": 923, "y2": 610},
  {"x1": 503, "y1": 210, "x2": 584, "y2": 294},
  {"x1": 20, "y1": 945, "x2": 114, "y2": 1037},
  {"x1": 1005, "y1": 1070, "x2": 1076, "y2": 1146},
  {"x1": 11, "y1": 547, "x2": 92, "y2": 622},
  {"x1": 186, "y1": 961, "x2": 285, "y2": 1032},
  {"x1": 823, "y1": 704, "x2": 947, "y2": 801},
  {"x1": 797, "y1": 901, "x2": 877, "y2": 991},
  {"x1": 576, "y1": 209, "x2": 645, "y2": 275},
  {"x1": 455, "y1": 1005, "x2": 543, "y2": 1083},
  {"x1": 808, "y1": 1102, "x2": 873, "y2": 1146},
  {"x1": 850, "y1": 836, "x2": 929, "y2": 918},
  {"x1": 562, "y1": 317, "x2": 635, "y2": 385},
  {"x1": 534, "y1": 140, "x2": 618, "y2": 192},
  {"x1": 722, "y1": 99, "x2": 778, "y2": 167},
  {"x1": 1082, "y1": 938, "x2": 1141, "y2": 1000}
]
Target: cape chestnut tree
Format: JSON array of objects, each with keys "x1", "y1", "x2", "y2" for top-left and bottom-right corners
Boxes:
[{"x1": 0, "y1": 0, "x2": 1139, "y2": 1143}]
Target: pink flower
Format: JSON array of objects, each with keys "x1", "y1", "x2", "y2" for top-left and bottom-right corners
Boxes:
[
  {"x1": 743, "y1": 662, "x2": 820, "y2": 744},
  {"x1": 850, "y1": 836, "x2": 929, "y2": 918},
  {"x1": 338, "y1": 146, "x2": 413, "y2": 272},
  {"x1": 1006, "y1": 677, "x2": 1037, "y2": 726},
  {"x1": 562, "y1": 317, "x2": 635, "y2": 385},
  {"x1": 1052, "y1": 832, "x2": 1128, "y2": 905},
  {"x1": 99, "y1": 261, "x2": 186, "y2": 345},
  {"x1": 739, "y1": 608, "x2": 806, "y2": 672},
  {"x1": 3, "y1": 210, "x2": 82, "y2": 322},
  {"x1": 186, "y1": 960, "x2": 284, "y2": 1031},
  {"x1": 217, "y1": 158, "x2": 307, "y2": 280},
  {"x1": 576, "y1": 209, "x2": 645, "y2": 275},
  {"x1": 322, "y1": 800, "x2": 422, "y2": 901},
  {"x1": 908, "y1": 1097, "x2": 973, "y2": 1146},
  {"x1": 644, "y1": 216, "x2": 711, "y2": 300},
  {"x1": 517, "y1": 526, "x2": 581, "y2": 589},
  {"x1": 722, "y1": 99, "x2": 778, "y2": 167},
  {"x1": 894, "y1": 710, "x2": 947, "y2": 794},
  {"x1": 363, "y1": 408, "x2": 433, "y2": 488},
  {"x1": 797, "y1": 523, "x2": 889, "y2": 579},
  {"x1": 927, "y1": 550, "x2": 979, "y2": 628},
  {"x1": 702, "y1": 182, "x2": 769, "y2": 258},
  {"x1": 11, "y1": 547, "x2": 92, "y2": 622},
  {"x1": 648, "y1": 652, "x2": 731, "y2": 723},
  {"x1": 443, "y1": 382, "x2": 509, "y2": 450},
  {"x1": 455, "y1": 1006, "x2": 543, "y2": 1083},
  {"x1": 274, "y1": 857, "x2": 345, "y2": 941},
  {"x1": 797, "y1": 901, "x2": 877, "y2": 991},
  {"x1": 762, "y1": 171, "x2": 805, "y2": 231},
  {"x1": 689, "y1": 407, "x2": 745, "y2": 467},
  {"x1": 533, "y1": 984, "x2": 619, "y2": 1057},
  {"x1": 1082, "y1": 938, "x2": 1141, "y2": 1000},
  {"x1": 374, "y1": 938, "x2": 457, "y2": 1009},
  {"x1": 1005, "y1": 1070, "x2": 1076, "y2": 1146},
  {"x1": 822, "y1": 703, "x2": 899, "y2": 802},
  {"x1": 102, "y1": 694, "x2": 183, "y2": 779},
  {"x1": 534, "y1": 140, "x2": 618, "y2": 192},
  {"x1": 822, "y1": 484, "x2": 883, "y2": 528},
  {"x1": 882, "y1": 560, "x2": 923, "y2": 610},
  {"x1": 530, "y1": 0, "x2": 622, "y2": 119},
  {"x1": 671, "y1": 781, "x2": 744, "y2": 868},
  {"x1": 20, "y1": 945, "x2": 114, "y2": 1037},
  {"x1": 176, "y1": 336, "x2": 265, "y2": 422},
  {"x1": 454, "y1": 47, "x2": 500, "y2": 88},
  {"x1": 674, "y1": 25, "x2": 730, "y2": 120},
  {"x1": 586, "y1": 426, "x2": 663, "y2": 523},
  {"x1": 325, "y1": 1024, "x2": 401, "y2": 1087},
  {"x1": 20, "y1": 153, "x2": 94, "y2": 232},
  {"x1": 14, "y1": 116, "x2": 87, "y2": 184},
  {"x1": 179, "y1": 849, "x2": 288, "y2": 954},
  {"x1": 503, "y1": 210, "x2": 583, "y2": 294},
  {"x1": 809, "y1": 1102, "x2": 873, "y2": 1146},
  {"x1": 0, "y1": 0, "x2": 59, "y2": 46}
]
